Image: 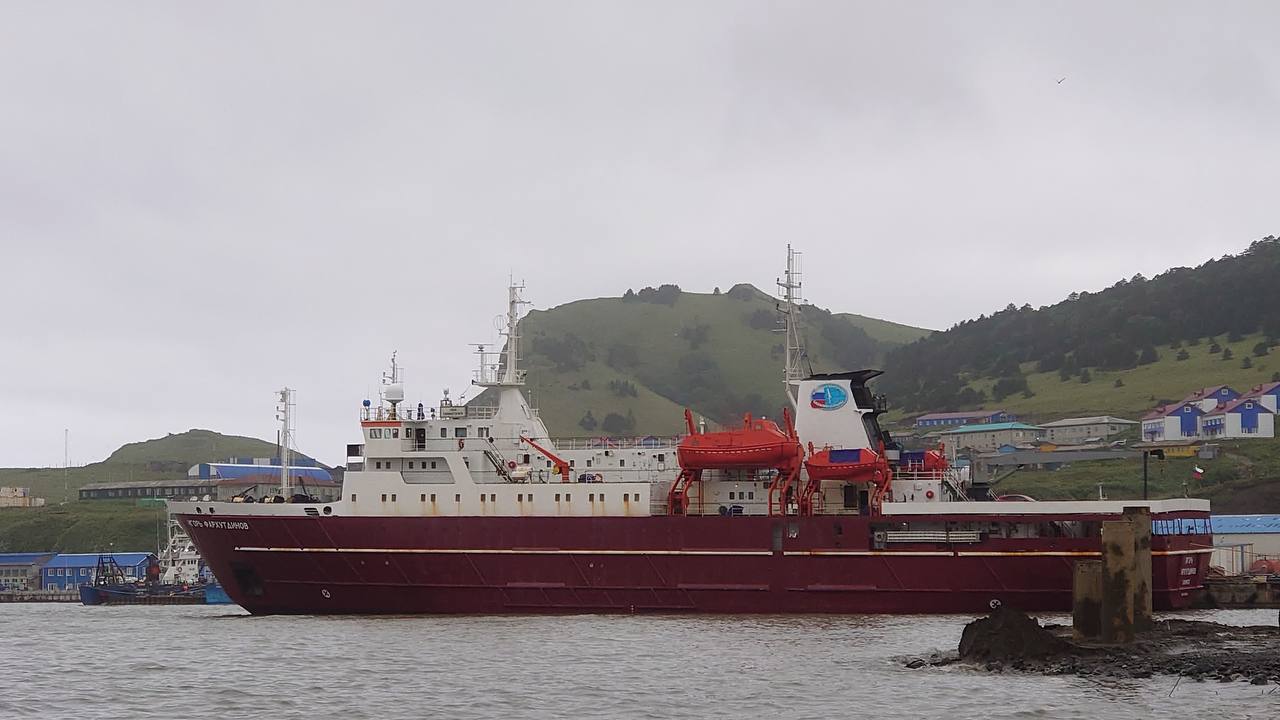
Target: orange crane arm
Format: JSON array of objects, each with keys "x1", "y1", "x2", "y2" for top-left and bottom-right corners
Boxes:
[{"x1": 519, "y1": 436, "x2": 572, "y2": 483}]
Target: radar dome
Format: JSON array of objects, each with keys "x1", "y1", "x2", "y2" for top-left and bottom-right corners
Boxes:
[{"x1": 384, "y1": 383, "x2": 405, "y2": 403}]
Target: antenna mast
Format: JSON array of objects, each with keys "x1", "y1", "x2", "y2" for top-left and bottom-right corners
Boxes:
[
  {"x1": 277, "y1": 388, "x2": 293, "y2": 499},
  {"x1": 500, "y1": 281, "x2": 530, "y2": 385},
  {"x1": 778, "y1": 244, "x2": 806, "y2": 406}
]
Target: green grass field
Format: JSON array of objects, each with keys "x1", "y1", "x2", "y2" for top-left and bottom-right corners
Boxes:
[
  {"x1": 0, "y1": 501, "x2": 167, "y2": 554},
  {"x1": 884, "y1": 333, "x2": 1278, "y2": 426}
]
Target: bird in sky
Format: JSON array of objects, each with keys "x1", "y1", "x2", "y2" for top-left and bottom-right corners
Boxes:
[{"x1": 1057, "y1": 77, "x2": 1066, "y2": 84}]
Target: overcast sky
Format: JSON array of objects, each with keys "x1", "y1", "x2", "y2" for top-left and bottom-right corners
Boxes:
[{"x1": 2, "y1": 2, "x2": 1277, "y2": 468}]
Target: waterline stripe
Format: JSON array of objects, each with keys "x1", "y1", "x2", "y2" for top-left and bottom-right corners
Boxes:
[{"x1": 234, "y1": 546, "x2": 772, "y2": 556}]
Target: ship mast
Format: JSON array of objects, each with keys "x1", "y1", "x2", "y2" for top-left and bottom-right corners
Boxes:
[
  {"x1": 501, "y1": 281, "x2": 530, "y2": 386},
  {"x1": 277, "y1": 387, "x2": 293, "y2": 499},
  {"x1": 778, "y1": 244, "x2": 806, "y2": 407}
]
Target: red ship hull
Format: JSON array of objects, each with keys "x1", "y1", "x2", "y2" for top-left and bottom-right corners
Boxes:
[{"x1": 179, "y1": 514, "x2": 1210, "y2": 615}]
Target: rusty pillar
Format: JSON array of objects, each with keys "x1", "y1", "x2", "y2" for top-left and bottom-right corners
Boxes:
[
  {"x1": 1124, "y1": 506, "x2": 1153, "y2": 631},
  {"x1": 1101, "y1": 517, "x2": 1137, "y2": 644},
  {"x1": 1072, "y1": 559, "x2": 1103, "y2": 640}
]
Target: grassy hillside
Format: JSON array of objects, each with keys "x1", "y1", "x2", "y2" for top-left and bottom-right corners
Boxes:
[
  {"x1": 0, "y1": 428, "x2": 320, "y2": 503},
  {"x1": 998, "y1": 440, "x2": 1280, "y2": 513},
  {"x1": 511, "y1": 285, "x2": 930, "y2": 436},
  {"x1": 0, "y1": 502, "x2": 167, "y2": 554},
  {"x1": 836, "y1": 313, "x2": 933, "y2": 345},
  {"x1": 885, "y1": 332, "x2": 1280, "y2": 425}
]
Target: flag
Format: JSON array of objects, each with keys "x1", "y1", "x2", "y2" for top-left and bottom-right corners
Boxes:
[{"x1": 1193, "y1": 465, "x2": 1205, "y2": 479}]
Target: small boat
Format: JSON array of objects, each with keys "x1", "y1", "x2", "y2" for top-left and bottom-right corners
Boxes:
[
  {"x1": 676, "y1": 411, "x2": 802, "y2": 469},
  {"x1": 78, "y1": 554, "x2": 208, "y2": 606}
]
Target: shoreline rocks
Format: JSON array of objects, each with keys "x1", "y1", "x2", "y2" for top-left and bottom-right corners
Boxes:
[{"x1": 904, "y1": 608, "x2": 1280, "y2": 683}]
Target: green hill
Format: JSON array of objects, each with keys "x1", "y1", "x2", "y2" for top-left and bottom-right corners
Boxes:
[
  {"x1": 878, "y1": 235, "x2": 1280, "y2": 423},
  {"x1": 0, "y1": 428, "x2": 321, "y2": 503},
  {"x1": 503, "y1": 283, "x2": 931, "y2": 436}
]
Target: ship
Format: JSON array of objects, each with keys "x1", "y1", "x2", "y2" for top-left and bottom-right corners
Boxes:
[{"x1": 170, "y1": 249, "x2": 1212, "y2": 615}]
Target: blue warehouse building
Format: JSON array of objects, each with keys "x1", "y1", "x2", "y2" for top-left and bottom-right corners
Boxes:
[{"x1": 41, "y1": 553, "x2": 157, "y2": 590}]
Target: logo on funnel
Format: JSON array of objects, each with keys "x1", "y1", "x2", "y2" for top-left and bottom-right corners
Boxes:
[{"x1": 809, "y1": 383, "x2": 848, "y2": 410}]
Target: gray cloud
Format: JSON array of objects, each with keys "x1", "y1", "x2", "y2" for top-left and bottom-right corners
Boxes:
[{"x1": 2, "y1": 1, "x2": 1277, "y2": 466}]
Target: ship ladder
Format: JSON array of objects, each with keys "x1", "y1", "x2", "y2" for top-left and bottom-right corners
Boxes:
[
  {"x1": 667, "y1": 469, "x2": 702, "y2": 515},
  {"x1": 768, "y1": 465, "x2": 801, "y2": 517},
  {"x1": 482, "y1": 448, "x2": 513, "y2": 482}
]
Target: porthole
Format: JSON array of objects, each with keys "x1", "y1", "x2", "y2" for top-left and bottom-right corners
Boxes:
[
  {"x1": 323, "y1": 506, "x2": 333, "y2": 515},
  {"x1": 195, "y1": 507, "x2": 203, "y2": 514},
  {"x1": 208, "y1": 507, "x2": 216, "y2": 514}
]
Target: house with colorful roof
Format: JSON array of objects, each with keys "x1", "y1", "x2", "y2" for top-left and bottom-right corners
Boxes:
[
  {"x1": 938, "y1": 421, "x2": 1044, "y2": 453},
  {"x1": 1141, "y1": 385, "x2": 1240, "y2": 441},
  {"x1": 913, "y1": 409, "x2": 1015, "y2": 430},
  {"x1": 1241, "y1": 381, "x2": 1280, "y2": 412},
  {"x1": 1201, "y1": 396, "x2": 1274, "y2": 439}
]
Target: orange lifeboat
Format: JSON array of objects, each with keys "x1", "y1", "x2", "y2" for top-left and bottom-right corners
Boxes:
[
  {"x1": 677, "y1": 414, "x2": 802, "y2": 470},
  {"x1": 804, "y1": 447, "x2": 890, "y2": 483}
]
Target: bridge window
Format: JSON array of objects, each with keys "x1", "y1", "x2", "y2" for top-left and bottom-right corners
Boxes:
[
  {"x1": 478, "y1": 427, "x2": 490, "y2": 438},
  {"x1": 391, "y1": 428, "x2": 399, "y2": 439},
  {"x1": 455, "y1": 427, "x2": 468, "y2": 438},
  {"x1": 619, "y1": 459, "x2": 625, "y2": 467},
  {"x1": 657, "y1": 453, "x2": 665, "y2": 463},
  {"x1": 440, "y1": 428, "x2": 448, "y2": 438},
  {"x1": 350, "y1": 494, "x2": 357, "y2": 502},
  {"x1": 407, "y1": 462, "x2": 414, "y2": 469},
  {"x1": 431, "y1": 461, "x2": 437, "y2": 469}
]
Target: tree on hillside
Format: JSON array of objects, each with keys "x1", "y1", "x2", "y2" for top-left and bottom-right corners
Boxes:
[
  {"x1": 1137, "y1": 345, "x2": 1159, "y2": 365},
  {"x1": 1079, "y1": 368, "x2": 1092, "y2": 383},
  {"x1": 578, "y1": 411, "x2": 598, "y2": 431},
  {"x1": 1114, "y1": 378, "x2": 1125, "y2": 388},
  {"x1": 1222, "y1": 348, "x2": 1234, "y2": 360},
  {"x1": 1176, "y1": 349, "x2": 1191, "y2": 361},
  {"x1": 600, "y1": 411, "x2": 636, "y2": 436},
  {"x1": 1209, "y1": 342, "x2": 1222, "y2": 354},
  {"x1": 713, "y1": 287, "x2": 721, "y2": 295},
  {"x1": 1242, "y1": 356, "x2": 1253, "y2": 369},
  {"x1": 1254, "y1": 342, "x2": 1270, "y2": 357},
  {"x1": 991, "y1": 374, "x2": 1029, "y2": 401}
]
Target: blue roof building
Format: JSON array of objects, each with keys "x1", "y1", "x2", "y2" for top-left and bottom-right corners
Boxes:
[
  {"x1": 1212, "y1": 515, "x2": 1280, "y2": 535},
  {"x1": 41, "y1": 553, "x2": 156, "y2": 591}
]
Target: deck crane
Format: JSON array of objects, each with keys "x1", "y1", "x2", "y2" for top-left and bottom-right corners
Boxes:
[{"x1": 519, "y1": 435, "x2": 572, "y2": 483}]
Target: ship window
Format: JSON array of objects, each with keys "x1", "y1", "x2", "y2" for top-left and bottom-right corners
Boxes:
[
  {"x1": 658, "y1": 453, "x2": 665, "y2": 462},
  {"x1": 570, "y1": 460, "x2": 576, "y2": 468},
  {"x1": 381, "y1": 494, "x2": 387, "y2": 502},
  {"x1": 490, "y1": 494, "x2": 495, "y2": 502},
  {"x1": 586, "y1": 459, "x2": 593, "y2": 467},
  {"x1": 517, "y1": 494, "x2": 523, "y2": 502},
  {"x1": 619, "y1": 459, "x2": 625, "y2": 467},
  {"x1": 480, "y1": 494, "x2": 486, "y2": 503},
  {"x1": 479, "y1": 427, "x2": 490, "y2": 438},
  {"x1": 566, "y1": 493, "x2": 571, "y2": 501},
  {"x1": 555, "y1": 493, "x2": 561, "y2": 501},
  {"x1": 431, "y1": 461, "x2": 437, "y2": 469},
  {"x1": 546, "y1": 460, "x2": 553, "y2": 468},
  {"x1": 524, "y1": 454, "x2": 531, "y2": 464},
  {"x1": 589, "y1": 494, "x2": 595, "y2": 502},
  {"x1": 392, "y1": 428, "x2": 400, "y2": 438},
  {"x1": 391, "y1": 494, "x2": 397, "y2": 502},
  {"x1": 729, "y1": 492, "x2": 735, "y2": 500},
  {"x1": 351, "y1": 494, "x2": 357, "y2": 502},
  {"x1": 440, "y1": 428, "x2": 448, "y2": 438},
  {"x1": 408, "y1": 461, "x2": 414, "y2": 469},
  {"x1": 454, "y1": 494, "x2": 460, "y2": 502},
  {"x1": 455, "y1": 427, "x2": 468, "y2": 438},
  {"x1": 748, "y1": 492, "x2": 754, "y2": 500}
]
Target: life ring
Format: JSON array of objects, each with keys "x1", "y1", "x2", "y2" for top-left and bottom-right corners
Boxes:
[
  {"x1": 925, "y1": 490, "x2": 935, "y2": 499},
  {"x1": 507, "y1": 460, "x2": 517, "y2": 469},
  {"x1": 457, "y1": 438, "x2": 465, "y2": 451}
]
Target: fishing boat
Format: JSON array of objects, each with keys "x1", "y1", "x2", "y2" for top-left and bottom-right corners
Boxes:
[{"x1": 169, "y1": 249, "x2": 1212, "y2": 615}]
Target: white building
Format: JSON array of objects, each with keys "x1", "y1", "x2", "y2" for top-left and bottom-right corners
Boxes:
[
  {"x1": 1200, "y1": 397, "x2": 1275, "y2": 439},
  {"x1": 1040, "y1": 416, "x2": 1137, "y2": 445}
]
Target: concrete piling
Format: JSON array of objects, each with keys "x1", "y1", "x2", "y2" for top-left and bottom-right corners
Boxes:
[
  {"x1": 1101, "y1": 518, "x2": 1137, "y2": 644},
  {"x1": 1124, "y1": 506, "x2": 1153, "y2": 631},
  {"x1": 1072, "y1": 559, "x2": 1103, "y2": 640}
]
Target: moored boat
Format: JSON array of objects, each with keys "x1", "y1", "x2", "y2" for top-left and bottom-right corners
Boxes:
[{"x1": 170, "y1": 250, "x2": 1213, "y2": 615}]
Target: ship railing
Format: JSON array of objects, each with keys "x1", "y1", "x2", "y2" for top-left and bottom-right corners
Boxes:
[
  {"x1": 361, "y1": 405, "x2": 536, "y2": 422},
  {"x1": 550, "y1": 436, "x2": 684, "y2": 451},
  {"x1": 893, "y1": 468, "x2": 971, "y2": 501},
  {"x1": 885, "y1": 529, "x2": 981, "y2": 543}
]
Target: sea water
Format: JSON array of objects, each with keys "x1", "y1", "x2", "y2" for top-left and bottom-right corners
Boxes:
[{"x1": 2, "y1": 605, "x2": 1276, "y2": 719}]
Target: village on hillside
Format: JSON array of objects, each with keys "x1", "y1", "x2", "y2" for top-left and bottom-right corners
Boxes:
[{"x1": 899, "y1": 382, "x2": 1280, "y2": 483}]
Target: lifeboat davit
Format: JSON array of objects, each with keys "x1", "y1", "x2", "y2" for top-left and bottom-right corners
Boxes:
[{"x1": 678, "y1": 413, "x2": 802, "y2": 469}]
